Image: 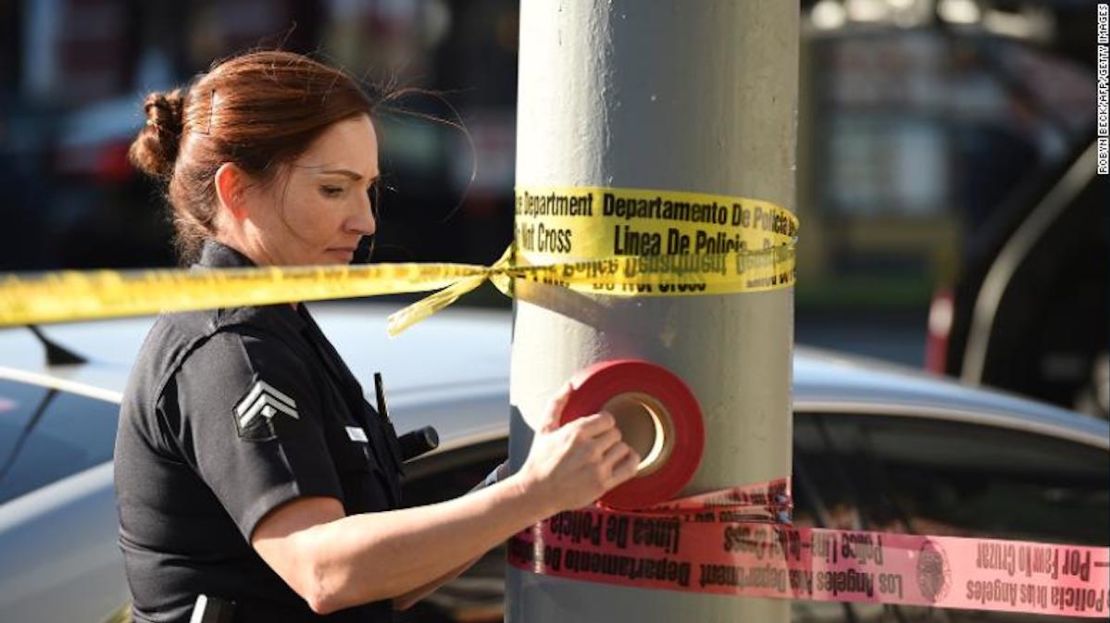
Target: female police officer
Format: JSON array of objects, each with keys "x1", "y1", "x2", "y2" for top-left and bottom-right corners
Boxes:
[{"x1": 114, "y1": 50, "x2": 639, "y2": 622}]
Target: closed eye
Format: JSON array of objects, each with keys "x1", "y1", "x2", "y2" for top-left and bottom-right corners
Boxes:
[{"x1": 320, "y1": 185, "x2": 345, "y2": 198}]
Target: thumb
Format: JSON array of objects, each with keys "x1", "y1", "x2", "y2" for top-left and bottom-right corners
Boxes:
[{"x1": 539, "y1": 381, "x2": 574, "y2": 433}]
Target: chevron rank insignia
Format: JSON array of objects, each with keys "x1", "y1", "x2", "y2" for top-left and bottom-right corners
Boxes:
[{"x1": 234, "y1": 380, "x2": 299, "y2": 440}]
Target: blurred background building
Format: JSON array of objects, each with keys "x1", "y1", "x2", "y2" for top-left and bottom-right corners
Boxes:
[{"x1": 0, "y1": 0, "x2": 1103, "y2": 417}]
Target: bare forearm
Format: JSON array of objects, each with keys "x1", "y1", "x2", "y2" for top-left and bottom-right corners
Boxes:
[
  {"x1": 392, "y1": 552, "x2": 482, "y2": 611},
  {"x1": 392, "y1": 461, "x2": 509, "y2": 611},
  {"x1": 305, "y1": 473, "x2": 548, "y2": 612},
  {"x1": 258, "y1": 395, "x2": 636, "y2": 615}
]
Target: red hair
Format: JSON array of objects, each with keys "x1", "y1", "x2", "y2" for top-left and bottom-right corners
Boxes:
[{"x1": 129, "y1": 50, "x2": 375, "y2": 262}]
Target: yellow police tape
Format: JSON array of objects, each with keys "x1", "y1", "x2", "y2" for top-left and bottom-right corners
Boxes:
[{"x1": 0, "y1": 186, "x2": 797, "y2": 336}]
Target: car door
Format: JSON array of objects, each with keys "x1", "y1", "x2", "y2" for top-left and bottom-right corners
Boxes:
[
  {"x1": 0, "y1": 378, "x2": 125, "y2": 623},
  {"x1": 399, "y1": 410, "x2": 1107, "y2": 623}
]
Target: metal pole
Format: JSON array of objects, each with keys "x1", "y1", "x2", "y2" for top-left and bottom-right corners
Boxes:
[{"x1": 507, "y1": 1, "x2": 798, "y2": 621}]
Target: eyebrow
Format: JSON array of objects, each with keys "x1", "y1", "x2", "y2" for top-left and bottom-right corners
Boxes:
[{"x1": 315, "y1": 168, "x2": 380, "y2": 183}]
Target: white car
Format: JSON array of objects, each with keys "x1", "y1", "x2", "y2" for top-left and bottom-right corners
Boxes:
[{"x1": 0, "y1": 303, "x2": 1106, "y2": 622}]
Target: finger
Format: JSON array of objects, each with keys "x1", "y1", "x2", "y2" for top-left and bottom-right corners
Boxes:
[
  {"x1": 609, "y1": 449, "x2": 640, "y2": 486},
  {"x1": 572, "y1": 410, "x2": 616, "y2": 436},
  {"x1": 535, "y1": 382, "x2": 572, "y2": 430},
  {"x1": 600, "y1": 440, "x2": 633, "y2": 469},
  {"x1": 540, "y1": 382, "x2": 574, "y2": 433},
  {"x1": 588, "y1": 427, "x2": 622, "y2": 456}
]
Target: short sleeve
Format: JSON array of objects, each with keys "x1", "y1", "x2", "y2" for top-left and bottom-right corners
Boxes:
[{"x1": 165, "y1": 329, "x2": 342, "y2": 540}]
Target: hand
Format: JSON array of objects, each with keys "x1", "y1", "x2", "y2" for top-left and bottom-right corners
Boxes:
[{"x1": 517, "y1": 382, "x2": 640, "y2": 516}]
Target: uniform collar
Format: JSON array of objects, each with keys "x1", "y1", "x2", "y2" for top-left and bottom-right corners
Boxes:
[
  {"x1": 194, "y1": 239, "x2": 256, "y2": 269},
  {"x1": 193, "y1": 239, "x2": 307, "y2": 330}
]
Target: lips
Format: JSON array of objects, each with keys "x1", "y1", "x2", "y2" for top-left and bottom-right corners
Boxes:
[{"x1": 325, "y1": 247, "x2": 357, "y2": 262}]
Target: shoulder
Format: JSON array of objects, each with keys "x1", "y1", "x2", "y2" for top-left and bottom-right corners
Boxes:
[
  {"x1": 125, "y1": 304, "x2": 314, "y2": 408},
  {"x1": 183, "y1": 325, "x2": 310, "y2": 388},
  {"x1": 155, "y1": 305, "x2": 317, "y2": 414},
  {"x1": 176, "y1": 327, "x2": 318, "y2": 440},
  {"x1": 145, "y1": 303, "x2": 307, "y2": 378},
  {"x1": 120, "y1": 306, "x2": 321, "y2": 457}
]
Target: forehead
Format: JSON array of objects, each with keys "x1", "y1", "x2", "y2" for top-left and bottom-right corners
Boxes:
[{"x1": 296, "y1": 114, "x2": 378, "y2": 176}]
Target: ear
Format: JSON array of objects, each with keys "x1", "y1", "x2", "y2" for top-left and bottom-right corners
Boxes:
[{"x1": 214, "y1": 162, "x2": 249, "y2": 221}]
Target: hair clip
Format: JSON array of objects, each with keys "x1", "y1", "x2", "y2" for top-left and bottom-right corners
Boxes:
[{"x1": 202, "y1": 88, "x2": 219, "y2": 136}]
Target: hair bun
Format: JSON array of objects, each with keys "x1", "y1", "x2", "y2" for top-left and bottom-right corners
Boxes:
[{"x1": 129, "y1": 88, "x2": 186, "y2": 179}]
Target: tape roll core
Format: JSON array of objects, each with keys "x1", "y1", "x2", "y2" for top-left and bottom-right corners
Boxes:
[
  {"x1": 562, "y1": 360, "x2": 704, "y2": 509},
  {"x1": 601, "y1": 391, "x2": 672, "y2": 476}
]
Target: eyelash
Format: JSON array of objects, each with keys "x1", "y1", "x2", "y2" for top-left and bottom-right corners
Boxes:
[{"x1": 320, "y1": 185, "x2": 344, "y2": 198}]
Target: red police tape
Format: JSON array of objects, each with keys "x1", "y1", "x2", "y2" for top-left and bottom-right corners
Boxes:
[
  {"x1": 507, "y1": 479, "x2": 1110, "y2": 618},
  {"x1": 508, "y1": 362, "x2": 1110, "y2": 618}
]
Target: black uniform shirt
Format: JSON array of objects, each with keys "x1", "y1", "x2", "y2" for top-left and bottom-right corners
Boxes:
[{"x1": 115, "y1": 240, "x2": 404, "y2": 622}]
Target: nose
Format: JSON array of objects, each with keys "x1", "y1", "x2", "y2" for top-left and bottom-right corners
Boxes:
[{"x1": 347, "y1": 192, "x2": 376, "y2": 237}]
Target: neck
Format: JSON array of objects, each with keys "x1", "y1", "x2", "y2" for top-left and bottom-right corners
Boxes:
[{"x1": 214, "y1": 233, "x2": 275, "y2": 267}]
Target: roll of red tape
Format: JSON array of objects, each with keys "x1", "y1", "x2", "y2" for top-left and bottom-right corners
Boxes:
[{"x1": 561, "y1": 359, "x2": 704, "y2": 509}]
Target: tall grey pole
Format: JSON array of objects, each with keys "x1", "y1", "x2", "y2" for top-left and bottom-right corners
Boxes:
[{"x1": 506, "y1": 2, "x2": 798, "y2": 622}]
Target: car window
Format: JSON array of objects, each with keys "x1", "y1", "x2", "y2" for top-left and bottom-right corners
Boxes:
[
  {"x1": 792, "y1": 411, "x2": 1108, "y2": 623},
  {"x1": 0, "y1": 381, "x2": 119, "y2": 504}
]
